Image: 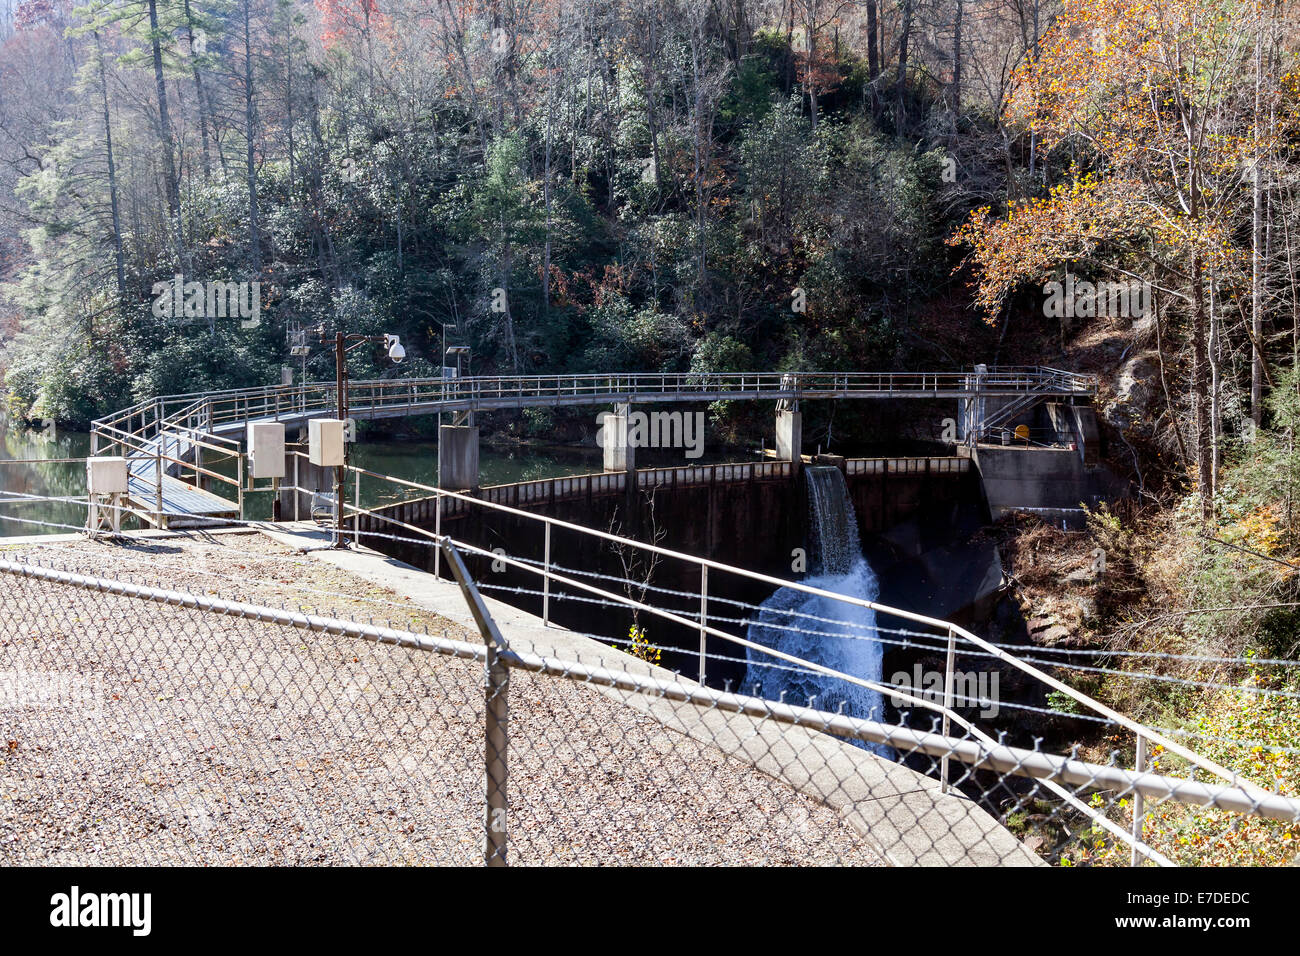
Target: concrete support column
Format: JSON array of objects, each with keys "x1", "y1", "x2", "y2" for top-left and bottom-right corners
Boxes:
[
  {"x1": 439, "y1": 424, "x2": 480, "y2": 491},
  {"x1": 602, "y1": 403, "x2": 636, "y2": 474},
  {"x1": 775, "y1": 409, "x2": 803, "y2": 463}
]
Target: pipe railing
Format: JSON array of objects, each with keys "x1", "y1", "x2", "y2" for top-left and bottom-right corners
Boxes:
[
  {"x1": 335, "y1": 460, "x2": 1270, "y2": 812},
  {"x1": 321, "y1": 482, "x2": 1187, "y2": 863},
  {"x1": 92, "y1": 367, "x2": 1097, "y2": 440},
  {"x1": 87, "y1": 366, "x2": 1096, "y2": 523},
  {"x1": 11, "y1": 484, "x2": 1264, "y2": 864}
]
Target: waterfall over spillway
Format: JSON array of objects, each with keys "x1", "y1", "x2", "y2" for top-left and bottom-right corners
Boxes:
[{"x1": 744, "y1": 467, "x2": 886, "y2": 752}]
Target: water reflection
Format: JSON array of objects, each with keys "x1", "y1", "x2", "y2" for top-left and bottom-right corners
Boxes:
[
  {"x1": 0, "y1": 413, "x2": 759, "y2": 534},
  {"x1": 0, "y1": 414, "x2": 94, "y2": 536}
]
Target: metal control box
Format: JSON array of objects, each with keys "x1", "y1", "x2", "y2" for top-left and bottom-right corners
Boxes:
[
  {"x1": 247, "y1": 422, "x2": 286, "y2": 479},
  {"x1": 86, "y1": 457, "x2": 129, "y2": 495},
  {"x1": 308, "y1": 419, "x2": 346, "y2": 468}
]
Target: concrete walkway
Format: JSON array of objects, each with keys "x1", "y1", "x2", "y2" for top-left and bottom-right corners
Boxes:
[{"x1": 255, "y1": 523, "x2": 1044, "y2": 867}]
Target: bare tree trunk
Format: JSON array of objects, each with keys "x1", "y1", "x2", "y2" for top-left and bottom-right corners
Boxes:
[
  {"x1": 689, "y1": 23, "x2": 706, "y2": 287},
  {"x1": 895, "y1": 0, "x2": 913, "y2": 132},
  {"x1": 1209, "y1": 266, "x2": 1222, "y2": 489},
  {"x1": 543, "y1": 64, "x2": 553, "y2": 320},
  {"x1": 286, "y1": 19, "x2": 295, "y2": 194},
  {"x1": 803, "y1": 7, "x2": 819, "y2": 130},
  {"x1": 95, "y1": 31, "x2": 126, "y2": 301},
  {"x1": 1251, "y1": 16, "x2": 1264, "y2": 426},
  {"x1": 952, "y1": 0, "x2": 963, "y2": 119},
  {"x1": 866, "y1": 0, "x2": 879, "y2": 113},
  {"x1": 181, "y1": 0, "x2": 211, "y2": 181},
  {"x1": 147, "y1": 0, "x2": 186, "y2": 273},
  {"x1": 1192, "y1": 254, "x2": 1215, "y2": 521},
  {"x1": 243, "y1": 0, "x2": 261, "y2": 272},
  {"x1": 643, "y1": 13, "x2": 663, "y2": 193}
]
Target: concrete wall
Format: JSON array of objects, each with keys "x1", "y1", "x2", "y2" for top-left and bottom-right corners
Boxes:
[
  {"x1": 357, "y1": 461, "x2": 985, "y2": 690},
  {"x1": 972, "y1": 444, "x2": 1122, "y2": 520}
]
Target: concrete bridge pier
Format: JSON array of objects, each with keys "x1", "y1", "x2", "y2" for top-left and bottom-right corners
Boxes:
[
  {"x1": 439, "y1": 424, "x2": 480, "y2": 491},
  {"x1": 602, "y1": 403, "x2": 635, "y2": 474},
  {"x1": 775, "y1": 409, "x2": 802, "y2": 464},
  {"x1": 602, "y1": 403, "x2": 640, "y2": 535}
]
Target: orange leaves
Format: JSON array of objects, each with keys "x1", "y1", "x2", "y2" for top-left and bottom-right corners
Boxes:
[
  {"x1": 315, "y1": 0, "x2": 390, "y2": 49},
  {"x1": 952, "y1": 0, "x2": 1272, "y2": 321},
  {"x1": 948, "y1": 176, "x2": 1147, "y2": 320},
  {"x1": 1007, "y1": 0, "x2": 1268, "y2": 166},
  {"x1": 1219, "y1": 505, "x2": 1287, "y2": 561}
]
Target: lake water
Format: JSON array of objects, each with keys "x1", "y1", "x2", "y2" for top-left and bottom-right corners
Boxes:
[{"x1": 0, "y1": 414, "x2": 758, "y2": 535}]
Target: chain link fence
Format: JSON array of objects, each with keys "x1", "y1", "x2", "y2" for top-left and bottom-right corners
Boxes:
[{"x1": 2, "y1": 547, "x2": 1297, "y2": 867}]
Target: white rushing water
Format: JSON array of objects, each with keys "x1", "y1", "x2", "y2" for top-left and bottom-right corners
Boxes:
[{"x1": 744, "y1": 467, "x2": 887, "y2": 752}]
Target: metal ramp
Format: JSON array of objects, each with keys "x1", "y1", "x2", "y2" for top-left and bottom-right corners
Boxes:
[
  {"x1": 96, "y1": 401, "x2": 244, "y2": 529},
  {"x1": 124, "y1": 472, "x2": 240, "y2": 528}
]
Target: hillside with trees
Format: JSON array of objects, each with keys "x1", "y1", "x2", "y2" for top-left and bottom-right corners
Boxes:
[{"x1": 3, "y1": 0, "x2": 1300, "y2": 863}]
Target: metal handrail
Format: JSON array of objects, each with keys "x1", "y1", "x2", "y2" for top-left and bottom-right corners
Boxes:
[
  {"x1": 329, "y1": 490, "x2": 1186, "y2": 863},
  {"x1": 92, "y1": 367, "x2": 1097, "y2": 437},
  {"x1": 337, "y1": 458, "x2": 1268, "y2": 802},
  {"x1": 95, "y1": 426, "x2": 242, "y2": 494},
  {"x1": 3, "y1": 551, "x2": 1288, "y2": 867}
]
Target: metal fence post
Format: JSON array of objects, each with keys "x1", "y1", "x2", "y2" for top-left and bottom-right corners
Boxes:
[
  {"x1": 293, "y1": 452, "x2": 301, "y2": 522},
  {"x1": 543, "y1": 522, "x2": 551, "y2": 626},
  {"x1": 354, "y1": 470, "x2": 361, "y2": 544},
  {"x1": 699, "y1": 566, "x2": 709, "y2": 684},
  {"x1": 940, "y1": 625, "x2": 956, "y2": 793},
  {"x1": 483, "y1": 627, "x2": 510, "y2": 867},
  {"x1": 441, "y1": 541, "x2": 509, "y2": 867},
  {"x1": 154, "y1": 451, "x2": 165, "y2": 529},
  {"x1": 434, "y1": 493, "x2": 442, "y2": 578},
  {"x1": 1131, "y1": 734, "x2": 1147, "y2": 866}
]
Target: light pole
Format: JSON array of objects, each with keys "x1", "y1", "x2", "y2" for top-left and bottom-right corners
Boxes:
[
  {"x1": 444, "y1": 345, "x2": 472, "y2": 428},
  {"x1": 445, "y1": 345, "x2": 471, "y2": 379},
  {"x1": 313, "y1": 326, "x2": 405, "y2": 547}
]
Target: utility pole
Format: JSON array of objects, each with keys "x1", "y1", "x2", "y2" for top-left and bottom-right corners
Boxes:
[{"x1": 314, "y1": 327, "x2": 405, "y2": 547}]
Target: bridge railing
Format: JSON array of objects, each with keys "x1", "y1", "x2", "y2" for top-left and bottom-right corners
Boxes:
[
  {"x1": 90, "y1": 367, "x2": 1098, "y2": 442},
  {"x1": 301, "y1": 457, "x2": 1280, "y2": 868},
  {"x1": 85, "y1": 367, "x2": 1096, "y2": 518}
]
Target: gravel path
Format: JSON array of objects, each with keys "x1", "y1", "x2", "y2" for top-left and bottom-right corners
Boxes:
[{"x1": 0, "y1": 532, "x2": 881, "y2": 865}]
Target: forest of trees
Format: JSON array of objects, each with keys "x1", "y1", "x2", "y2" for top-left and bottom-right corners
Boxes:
[
  {"x1": 0, "y1": 0, "x2": 1297, "y2": 529},
  {"x1": 5, "y1": 0, "x2": 1300, "y2": 864}
]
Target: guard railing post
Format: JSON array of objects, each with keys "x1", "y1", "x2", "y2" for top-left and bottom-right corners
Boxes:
[
  {"x1": 441, "y1": 541, "x2": 509, "y2": 867},
  {"x1": 353, "y1": 469, "x2": 361, "y2": 544},
  {"x1": 434, "y1": 493, "x2": 443, "y2": 578},
  {"x1": 154, "y1": 451, "x2": 166, "y2": 529},
  {"x1": 543, "y1": 522, "x2": 551, "y2": 626},
  {"x1": 1131, "y1": 734, "x2": 1147, "y2": 866},
  {"x1": 940, "y1": 625, "x2": 956, "y2": 793},
  {"x1": 698, "y1": 566, "x2": 708, "y2": 684}
]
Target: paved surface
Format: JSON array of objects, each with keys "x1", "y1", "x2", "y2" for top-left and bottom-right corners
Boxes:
[
  {"x1": 0, "y1": 530, "x2": 890, "y2": 865},
  {"x1": 259, "y1": 524, "x2": 1044, "y2": 866}
]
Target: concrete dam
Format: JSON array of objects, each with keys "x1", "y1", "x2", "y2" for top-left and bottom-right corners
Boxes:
[{"x1": 355, "y1": 453, "x2": 1005, "y2": 697}]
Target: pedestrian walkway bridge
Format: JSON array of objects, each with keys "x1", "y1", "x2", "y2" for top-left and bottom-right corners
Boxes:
[{"x1": 88, "y1": 367, "x2": 1096, "y2": 527}]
